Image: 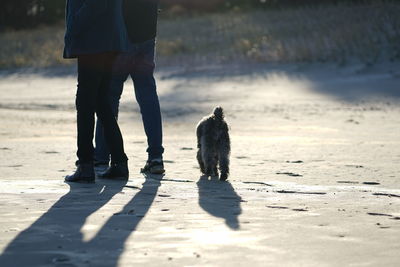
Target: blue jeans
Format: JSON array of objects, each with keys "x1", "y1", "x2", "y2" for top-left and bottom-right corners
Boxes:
[{"x1": 94, "y1": 39, "x2": 164, "y2": 163}]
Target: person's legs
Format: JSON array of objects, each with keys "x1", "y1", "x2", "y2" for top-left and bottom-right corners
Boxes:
[
  {"x1": 75, "y1": 55, "x2": 104, "y2": 163},
  {"x1": 95, "y1": 53, "x2": 128, "y2": 164},
  {"x1": 66, "y1": 53, "x2": 128, "y2": 182},
  {"x1": 131, "y1": 39, "x2": 164, "y2": 161},
  {"x1": 94, "y1": 61, "x2": 128, "y2": 165},
  {"x1": 66, "y1": 54, "x2": 109, "y2": 183}
]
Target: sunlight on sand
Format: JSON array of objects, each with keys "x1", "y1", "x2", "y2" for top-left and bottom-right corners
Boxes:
[{"x1": 188, "y1": 228, "x2": 256, "y2": 246}]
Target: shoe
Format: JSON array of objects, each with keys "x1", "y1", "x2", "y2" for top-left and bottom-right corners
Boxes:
[
  {"x1": 99, "y1": 161, "x2": 129, "y2": 180},
  {"x1": 94, "y1": 161, "x2": 109, "y2": 174},
  {"x1": 65, "y1": 162, "x2": 95, "y2": 183},
  {"x1": 141, "y1": 159, "x2": 165, "y2": 174}
]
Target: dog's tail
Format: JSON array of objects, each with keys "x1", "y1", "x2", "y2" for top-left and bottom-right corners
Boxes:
[{"x1": 213, "y1": 106, "x2": 224, "y2": 121}]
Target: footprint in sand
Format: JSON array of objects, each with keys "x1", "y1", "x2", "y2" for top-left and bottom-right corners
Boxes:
[
  {"x1": 52, "y1": 255, "x2": 71, "y2": 264},
  {"x1": 292, "y1": 208, "x2": 308, "y2": 212},
  {"x1": 276, "y1": 172, "x2": 302, "y2": 177},
  {"x1": 376, "y1": 223, "x2": 391, "y2": 229},
  {"x1": 345, "y1": 164, "x2": 364, "y2": 168},
  {"x1": 276, "y1": 190, "x2": 326, "y2": 195},
  {"x1": 113, "y1": 209, "x2": 135, "y2": 216},
  {"x1": 124, "y1": 185, "x2": 141, "y2": 190},
  {"x1": 367, "y1": 212, "x2": 395, "y2": 218},
  {"x1": 337, "y1": 181, "x2": 359, "y2": 184},
  {"x1": 368, "y1": 213, "x2": 400, "y2": 220},
  {"x1": 163, "y1": 178, "x2": 193, "y2": 183},
  {"x1": 373, "y1": 193, "x2": 400, "y2": 198},
  {"x1": 8, "y1": 165, "x2": 23, "y2": 168},
  {"x1": 346, "y1": 119, "x2": 360, "y2": 124},
  {"x1": 158, "y1": 194, "x2": 171, "y2": 198},
  {"x1": 243, "y1": 181, "x2": 273, "y2": 187},
  {"x1": 43, "y1": 151, "x2": 59, "y2": 154},
  {"x1": 266, "y1": 205, "x2": 288, "y2": 209},
  {"x1": 266, "y1": 206, "x2": 308, "y2": 212}
]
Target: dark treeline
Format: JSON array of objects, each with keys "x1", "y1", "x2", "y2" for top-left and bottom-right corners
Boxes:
[
  {"x1": 0, "y1": 0, "x2": 390, "y2": 30},
  {"x1": 1, "y1": 0, "x2": 64, "y2": 30}
]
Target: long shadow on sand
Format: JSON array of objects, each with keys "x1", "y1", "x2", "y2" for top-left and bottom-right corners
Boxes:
[
  {"x1": 159, "y1": 63, "x2": 400, "y2": 103},
  {"x1": 0, "y1": 175, "x2": 161, "y2": 267},
  {"x1": 197, "y1": 176, "x2": 243, "y2": 230}
]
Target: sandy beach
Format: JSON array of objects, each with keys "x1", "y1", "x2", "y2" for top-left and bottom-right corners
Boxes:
[{"x1": 0, "y1": 62, "x2": 399, "y2": 266}]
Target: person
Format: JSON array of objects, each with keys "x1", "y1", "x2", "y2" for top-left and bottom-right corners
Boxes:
[
  {"x1": 64, "y1": 0, "x2": 130, "y2": 183},
  {"x1": 94, "y1": 0, "x2": 165, "y2": 174}
]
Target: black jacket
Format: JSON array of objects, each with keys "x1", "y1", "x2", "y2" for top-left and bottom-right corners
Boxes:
[
  {"x1": 123, "y1": 0, "x2": 159, "y2": 43},
  {"x1": 64, "y1": 0, "x2": 129, "y2": 58}
]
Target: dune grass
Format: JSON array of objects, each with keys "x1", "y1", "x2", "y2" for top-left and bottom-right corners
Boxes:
[
  {"x1": 0, "y1": 1, "x2": 399, "y2": 69},
  {"x1": 0, "y1": 24, "x2": 66, "y2": 69}
]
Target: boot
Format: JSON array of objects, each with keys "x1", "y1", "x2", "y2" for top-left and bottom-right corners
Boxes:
[
  {"x1": 99, "y1": 161, "x2": 129, "y2": 180},
  {"x1": 140, "y1": 159, "x2": 165, "y2": 174},
  {"x1": 65, "y1": 162, "x2": 95, "y2": 183}
]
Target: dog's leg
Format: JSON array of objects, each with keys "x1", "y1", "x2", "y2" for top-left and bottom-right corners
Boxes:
[
  {"x1": 219, "y1": 152, "x2": 229, "y2": 181},
  {"x1": 213, "y1": 154, "x2": 219, "y2": 177},
  {"x1": 218, "y1": 129, "x2": 230, "y2": 181},
  {"x1": 197, "y1": 148, "x2": 206, "y2": 174},
  {"x1": 196, "y1": 124, "x2": 207, "y2": 174},
  {"x1": 201, "y1": 137, "x2": 214, "y2": 176}
]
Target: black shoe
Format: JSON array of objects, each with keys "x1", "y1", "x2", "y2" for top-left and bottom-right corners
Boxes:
[
  {"x1": 99, "y1": 161, "x2": 129, "y2": 180},
  {"x1": 141, "y1": 159, "x2": 165, "y2": 174},
  {"x1": 94, "y1": 161, "x2": 109, "y2": 173},
  {"x1": 65, "y1": 162, "x2": 95, "y2": 183}
]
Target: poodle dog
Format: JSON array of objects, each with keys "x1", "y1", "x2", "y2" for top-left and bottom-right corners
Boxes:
[{"x1": 196, "y1": 106, "x2": 230, "y2": 181}]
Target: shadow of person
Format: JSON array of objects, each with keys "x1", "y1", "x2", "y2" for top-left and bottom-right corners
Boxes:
[
  {"x1": 84, "y1": 173, "x2": 161, "y2": 266},
  {"x1": 197, "y1": 175, "x2": 242, "y2": 230},
  {"x1": 0, "y1": 174, "x2": 161, "y2": 267}
]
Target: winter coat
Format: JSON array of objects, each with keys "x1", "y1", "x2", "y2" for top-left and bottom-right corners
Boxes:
[{"x1": 63, "y1": 0, "x2": 129, "y2": 58}]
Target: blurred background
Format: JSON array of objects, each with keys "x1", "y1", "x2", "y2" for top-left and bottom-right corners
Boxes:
[{"x1": 0, "y1": 0, "x2": 399, "y2": 69}]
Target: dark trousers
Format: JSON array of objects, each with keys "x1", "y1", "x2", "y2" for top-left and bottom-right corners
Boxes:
[
  {"x1": 76, "y1": 53, "x2": 128, "y2": 164},
  {"x1": 95, "y1": 39, "x2": 163, "y2": 162}
]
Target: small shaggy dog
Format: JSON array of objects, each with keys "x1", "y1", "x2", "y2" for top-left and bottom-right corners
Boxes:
[{"x1": 196, "y1": 107, "x2": 231, "y2": 181}]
